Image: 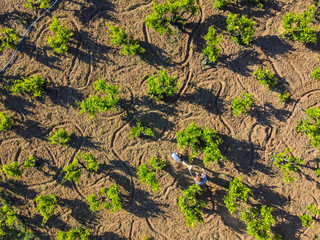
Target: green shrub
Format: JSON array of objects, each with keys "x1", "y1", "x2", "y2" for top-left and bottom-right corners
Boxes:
[
  {"x1": 249, "y1": 0, "x2": 267, "y2": 8},
  {"x1": 49, "y1": 128, "x2": 71, "y2": 145},
  {"x1": 0, "y1": 28, "x2": 18, "y2": 52},
  {"x1": 1, "y1": 162, "x2": 23, "y2": 180},
  {"x1": 130, "y1": 121, "x2": 155, "y2": 138},
  {"x1": 24, "y1": 0, "x2": 50, "y2": 9},
  {"x1": 108, "y1": 25, "x2": 145, "y2": 55},
  {"x1": 223, "y1": 176, "x2": 251, "y2": 215},
  {"x1": 1, "y1": 156, "x2": 37, "y2": 180},
  {"x1": 230, "y1": 91, "x2": 256, "y2": 116},
  {"x1": 253, "y1": 68, "x2": 277, "y2": 89},
  {"x1": 147, "y1": 70, "x2": 179, "y2": 100},
  {"x1": 24, "y1": 155, "x2": 36, "y2": 168},
  {"x1": 213, "y1": 0, "x2": 235, "y2": 9},
  {"x1": 240, "y1": 205, "x2": 278, "y2": 240},
  {"x1": 178, "y1": 184, "x2": 206, "y2": 227},
  {"x1": 277, "y1": 91, "x2": 290, "y2": 103},
  {"x1": 0, "y1": 112, "x2": 13, "y2": 131},
  {"x1": 282, "y1": 5, "x2": 318, "y2": 43},
  {"x1": 300, "y1": 204, "x2": 320, "y2": 228},
  {"x1": 79, "y1": 79, "x2": 120, "y2": 119},
  {"x1": 312, "y1": 66, "x2": 320, "y2": 80},
  {"x1": 296, "y1": 107, "x2": 320, "y2": 148},
  {"x1": 0, "y1": 204, "x2": 33, "y2": 238},
  {"x1": 176, "y1": 122, "x2": 225, "y2": 164},
  {"x1": 202, "y1": 26, "x2": 222, "y2": 64},
  {"x1": 48, "y1": 16, "x2": 73, "y2": 54},
  {"x1": 34, "y1": 194, "x2": 57, "y2": 224},
  {"x1": 271, "y1": 147, "x2": 305, "y2": 183},
  {"x1": 57, "y1": 227, "x2": 90, "y2": 240},
  {"x1": 10, "y1": 75, "x2": 45, "y2": 97},
  {"x1": 87, "y1": 184, "x2": 122, "y2": 213},
  {"x1": 62, "y1": 152, "x2": 99, "y2": 183},
  {"x1": 0, "y1": 205, "x2": 17, "y2": 237},
  {"x1": 137, "y1": 158, "x2": 166, "y2": 192},
  {"x1": 226, "y1": 13, "x2": 256, "y2": 45},
  {"x1": 145, "y1": 0, "x2": 199, "y2": 35}
]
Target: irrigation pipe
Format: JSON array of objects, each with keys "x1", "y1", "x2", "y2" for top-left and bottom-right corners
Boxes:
[{"x1": 0, "y1": 0, "x2": 60, "y2": 74}]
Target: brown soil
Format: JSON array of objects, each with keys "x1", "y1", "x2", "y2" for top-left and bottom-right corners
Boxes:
[{"x1": 1, "y1": 0, "x2": 320, "y2": 239}]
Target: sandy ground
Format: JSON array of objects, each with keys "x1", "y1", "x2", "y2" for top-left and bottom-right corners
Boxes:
[{"x1": 0, "y1": 0, "x2": 320, "y2": 239}]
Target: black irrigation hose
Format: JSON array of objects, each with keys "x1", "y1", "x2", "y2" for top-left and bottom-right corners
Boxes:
[{"x1": 0, "y1": 0, "x2": 60, "y2": 74}]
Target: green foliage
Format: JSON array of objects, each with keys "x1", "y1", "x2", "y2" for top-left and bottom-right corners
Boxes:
[
  {"x1": 79, "y1": 79, "x2": 120, "y2": 119},
  {"x1": 76, "y1": 152, "x2": 99, "y2": 172},
  {"x1": 299, "y1": 204, "x2": 320, "y2": 228},
  {"x1": 24, "y1": 155, "x2": 36, "y2": 168},
  {"x1": 296, "y1": 107, "x2": 320, "y2": 148},
  {"x1": 10, "y1": 75, "x2": 45, "y2": 97},
  {"x1": 282, "y1": 5, "x2": 318, "y2": 43},
  {"x1": 34, "y1": 194, "x2": 57, "y2": 224},
  {"x1": 230, "y1": 91, "x2": 256, "y2": 116},
  {"x1": 223, "y1": 176, "x2": 251, "y2": 215},
  {"x1": 0, "y1": 205, "x2": 17, "y2": 237},
  {"x1": 226, "y1": 13, "x2": 256, "y2": 45},
  {"x1": 24, "y1": 0, "x2": 50, "y2": 9},
  {"x1": 62, "y1": 159, "x2": 82, "y2": 183},
  {"x1": 1, "y1": 162, "x2": 23, "y2": 180},
  {"x1": 202, "y1": 26, "x2": 222, "y2": 64},
  {"x1": 277, "y1": 91, "x2": 290, "y2": 103},
  {"x1": 145, "y1": 0, "x2": 199, "y2": 35},
  {"x1": 149, "y1": 157, "x2": 166, "y2": 171},
  {"x1": 253, "y1": 68, "x2": 277, "y2": 89},
  {"x1": 87, "y1": 184, "x2": 122, "y2": 213},
  {"x1": 249, "y1": 0, "x2": 267, "y2": 8},
  {"x1": 176, "y1": 122, "x2": 225, "y2": 164},
  {"x1": 0, "y1": 204, "x2": 33, "y2": 239},
  {"x1": 0, "y1": 28, "x2": 18, "y2": 52},
  {"x1": 130, "y1": 121, "x2": 155, "y2": 138},
  {"x1": 48, "y1": 16, "x2": 73, "y2": 54},
  {"x1": 271, "y1": 147, "x2": 305, "y2": 183},
  {"x1": 300, "y1": 214, "x2": 314, "y2": 228},
  {"x1": 62, "y1": 152, "x2": 99, "y2": 183},
  {"x1": 147, "y1": 69, "x2": 179, "y2": 100},
  {"x1": 312, "y1": 66, "x2": 320, "y2": 80},
  {"x1": 137, "y1": 158, "x2": 166, "y2": 192},
  {"x1": 315, "y1": 167, "x2": 320, "y2": 180},
  {"x1": 0, "y1": 112, "x2": 13, "y2": 131},
  {"x1": 49, "y1": 128, "x2": 71, "y2": 145},
  {"x1": 57, "y1": 226, "x2": 90, "y2": 240},
  {"x1": 213, "y1": 0, "x2": 235, "y2": 9},
  {"x1": 108, "y1": 25, "x2": 145, "y2": 55},
  {"x1": 178, "y1": 184, "x2": 206, "y2": 227},
  {"x1": 240, "y1": 205, "x2": 278, "y2": 240}
]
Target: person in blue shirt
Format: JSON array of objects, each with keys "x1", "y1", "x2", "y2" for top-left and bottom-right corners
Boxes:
[{"x1": 194, "y1": 168, "x2": 207, "y2": 186}]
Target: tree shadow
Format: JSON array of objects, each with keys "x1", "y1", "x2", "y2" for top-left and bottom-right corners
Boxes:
[
  {"x1": 220, "y1": 134, "x2": 275, "y2": 176},
  {"x1": 46, "y1": 85, "x2": 83, "y2": 108},
  {"x1": 92, "y1": 231, "x2": 126, "y2": 240},
  {"x1": 14, "y1": 119, "x2": 47, "y2": 139},
  {"x1": 0, "y1": 180, "x2": 38, "y2": 201},
  {"x1": 0, "y1": 87, "x2": 35, "y2": 116},
  {"x1": 60, "y1": 198, "x2": 97, "y2": 226},
  {"x1": 226, "y1": 48, "x2": 261, "y2": 76},
  {"x1": 18, "y1": 215, "x2": 51, "y2": 240},
  {"x1": 140, "y1": 40, "x2": 172, "y2": 67},
  {"x1": 219, "y1": 0, "x2": 284, "y2": 19},
  {"x1": 35, "y1": 156, "x2": 61, "y2": 179},
  {"x1": 70, "y1": 134, "x2": 102, "y2": 150},
  {"x1": 255, "y1": 35, "x2": 294, "y2": 57},
  {"x1": 250, "y1": 103, "x2": 292, "y2": 126},
  {"x1": 120, "y1": 97, "x2": 176, "y2": 140},
  {"x1": 107, "y1": 159, "x2": 167, "y2": 218},
  {"x1": 68, "y1": 0, "x2": 116, "y2": 24},
  {"x1": 178, "y1": 86, "x2": 224, "y2": 115}
]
